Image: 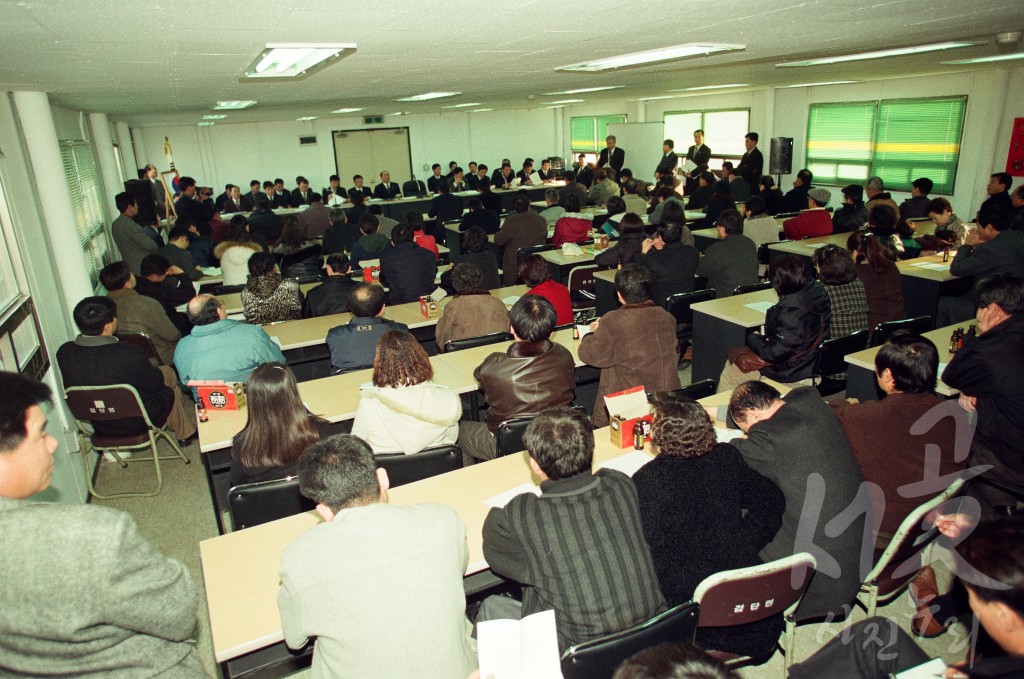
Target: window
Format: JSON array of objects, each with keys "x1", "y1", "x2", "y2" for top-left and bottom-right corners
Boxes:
[
  {"x1": 60, "y1": 141, "x2": 113, "y2": 288},
  {"x1": 805, "y1": 97, "x2": 966, "y2": 194},
  {"x1": 570, "y1": 114, "x2": 626, "y2": 152},
  {"x1": 663, "y1": 108, "x2": 750, "y2": 167}
]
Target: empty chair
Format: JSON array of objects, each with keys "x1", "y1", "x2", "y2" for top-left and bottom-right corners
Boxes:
[
  {"x1": 115, "y1": 331, "x2": 160, "y2": 364},
  {"x1": 212, "y1": 283, "x2": 246, "y2": 296},
  {"x1": 692, "y1": 552, "x2": 817, "y2": 674},
  {"x1": 733, "y1": 281, "x2": 773, "y2": 296},
  {"x1": 228, "y1": 477, "x2": 315, "y2": 531},
  {"x1": 666, "y1": 378, "x2": 717, "y2": 401},
  {"x1": 64, "y1": 384, "x2": 191, "y2": 500},
  {"x1": 810, "y1": 329, "x2": 870, "y2": 396},
  {"x1": 444, "y1": 331, "x2": 513, "y2": 353},
  {"x1": 515, "y1": 243, "x2": 555, "y2": 269},
  {"x1": 495, "y1": 417, "x2": 534, "y2": 457},
  {"x1": 560, "y1": 602, "x2": 700, "y2": 679},
  {"x1": 375, "y1": 445, "x2": 462, "y2": 487},
  {"x1": 567, "y1": 264, "x2": 600, "y2": 312},
  {"x1": 665, "y1": 288, "x2": 716, "y2": 342},
  {"x1": 870, "y1": 316, "x2": 932, "y2": 347},
  {"x1": 403, "y1": 179, "x2": 427, "y2": 196}
]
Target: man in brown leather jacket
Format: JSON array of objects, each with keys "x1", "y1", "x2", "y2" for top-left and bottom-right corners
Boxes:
[{"x1": 457, "y1": 296, "x2": 575, "y2": 464}]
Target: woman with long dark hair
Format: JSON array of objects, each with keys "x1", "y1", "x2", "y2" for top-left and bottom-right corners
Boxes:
[{"x1": 847, "y1": 231, "x2": 905, "y2": 330}]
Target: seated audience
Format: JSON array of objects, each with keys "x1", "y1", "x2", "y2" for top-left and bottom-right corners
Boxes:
[
  {"x1": 639, "y1": 222, "x2": 700, "y2": 306},
  {"x1": 279, "y1": 435, "x2": 476, "y2": 679},
  {"x1": 847, "y1": 231, "x2": 905, "y2": 330},
  {"x1": 57, "y1": 297, "x2": 196, "y2": 442},
  {"x1": 926, "y1": 196, "x2": 967, "y2": 248},
  {"x1": 157, "y1": 225, "x2": 204, "y2": 281},
  {"x1": 579, "y1": 264, "x2": 680, "y2": 426},
  {"x1": 350, "y1": 215, "x2": 389, "y2": 269},
  {"x1": 538, "y1": 190, "x2": 565, "y2": 226},
  {"x1": 351, "y1": 331, "x2": 461, "y2": 454},
  {"x1": 0, "y1": 372, "x2": 204, "y2": 676},
  {"x1": 303, "y1": 253, "x2": 356, "y2": 318},
  {"x1": 136, "y1": 253, "x2": 195, "y2": 336},
  {"x1": 621, "y1": 178, "x2": 648, "y2": 215},
  {"x1": 326, "y1": 284, "x2": 408, "y2": 374},
  {"x1": 379, "y1": 223, "x2": 437, "y2": 305},
  {"x1": 696, "y1": 209, "x2": 758, "y2": 299},
  {"x1": 728, "y1": 382, "x2": 869, "y2": 621},
  {"x1": 650, "y1": 186, "x2": 687, "y2": 225},
  {"x1": 241, "y1": 252, "x2": 303, "y2": 325},
  {"x1": 248, "y1": 194, "x2": 285, "y2": 243},
  {"x1": 978, "y1": 171, "x2": 1014, "y2": 220},
  {"x1": 613, "y1": 643, "x2": 740, "y2": 679},
  {"x1": 830, "y1": 332, "x2": 964, "y2": 539},
  {"x1": 321, "y1": 208, "x2": 360, "y2": 255},
  {"x1": 558, "y1": 171, "x2": 587, "y2": 208},
  {"x1": 633, "y1": 394, "x2": 784, "y2": 658},
  {"x1": 214, "y1": 215, "x2": 263, "y2": 286},
  {"x1": 230, "y1": 362, "x2": 332, "y2": 487},
  {"x1": 427, "y1": 181, "x2": 462, "y2": 241},
  {"x1": 600, "y1": 196, "x2": 627, "y2": 236},
  {"x1": 866, "y1": 201, "x2": 905, "y2": 258},
  {"x1": 408, "y1": 212, "x2": 439, "y2": 260},
  {"x1": 435, "y1": 263, "x2": 509, "y2": 352},
  {"x1": 478, "y1": 176, "x2": 503, "y2": 212},
  {"x1": 369, "y1": 204, "x2": 398, "y2": 234},
  {"x1": 480, "y1": 407, "x2": 666, "y2": 652},
  {"x1": 865, "y1": 175, "x2": 899, "y2": 217},
  {"x1": 453, "y1": 227, "x2": 500, "y2": 290},
  {"x1": 111, "y1": 190, "x2": 157, "y2": 275},
  {"x1": 594, "y1": 212, "x2": 646, "y2": 268},
  {"x1": 831, "y1": 184, "x2": 868, "y2": 233},
  {"x1": 519, "y1": 254, "x2": 573, "y2": 327},
  {"x1": 100, "y1": 261, "x2": 180, "y2": 365},
  {"x1": 717, "y1": 254, "x2": 831, "y2": 393},
  {"x1": 782, "y1": 187, "x2": 833, "y2": 240},
  {"x1": 344, "y1": 190, "x2": 368, "y2": 225},
  {"x1": 586, "y1": 168, "x2": 620, "y2": 206},
  {"x1": 756, "y1": 175, "x2": 786, "y2": 216},
  {"x1": 176, "y1": 215, "x2": 216, "y2": 268},
  {"x1": 494, "y1": 195, "x2": 547, "y2": 285},
  {"x1": 298, "y1": 192, "x2": 331, "y2": 239},
  {"x1": 684, "y1": 173, "x2": 714, "y2": 212},
  {"x1": 812, "y1": 244, "x2": 868, "y2": 340},
  {"x1": 174, "y1": 294, "x2": 286, "y2": 384},
  {"x1": 740, "y1": 195, "x2": 781, "y2": 251},
  {"x1": 782, "y1": 169, "x2": 813, "y2": 214},
  {"x1": 461, "y1": 197, "x2": 501, "y2": 234},
  {"x1": 457, "y1": 296, "x2": 574, "y2": 464},
  {"x1": 270, "y1": 218, "x2": 315, "y2": 256},
  {"x1": 551, "y1": 194, "x2": 594, "y2": 247},
  {"x1": 348, "y1": 174, "x2": 373, "y2": 202},
  {"x1": 273, "y1": 219, "x2": 322, "y2": 279},
  {"x1": 899, "y1": 177, "x2": 933, "y2": 223}
]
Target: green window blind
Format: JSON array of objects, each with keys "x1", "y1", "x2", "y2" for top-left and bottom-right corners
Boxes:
[
  {"x1": 873, "y1": 97, "x2": 966, "y2": 195},
  {"x1": 805, "y1": 102, "x2": 876, "y2": 186},
  {"x1": 570, "y1": 115, "x2": 626, "y2": 152},
  {"x1": 60, "y1": 141, "x2": 112, "y2": 288}
]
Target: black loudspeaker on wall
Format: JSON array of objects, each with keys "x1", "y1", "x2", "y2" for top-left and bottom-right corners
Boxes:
[
  {"x1": 124, "y1": 179, "x2": 157, "y2": 228},
  {"x1": 769, "y1": 137, "x2": 794, "y2": 176}
]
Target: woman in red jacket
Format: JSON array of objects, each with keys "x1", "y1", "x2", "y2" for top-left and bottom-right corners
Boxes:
[{"x1": 518, "y1": 254, "x2": 573, "y2": 326}]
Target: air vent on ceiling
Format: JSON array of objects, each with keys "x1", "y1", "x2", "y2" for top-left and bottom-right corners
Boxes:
[
  {"x1": 299, "y1": 136, "x2": 317, "y2": 146},
  {"x1": 363, "y1": 115, "x2": 384, "y2": 125}
]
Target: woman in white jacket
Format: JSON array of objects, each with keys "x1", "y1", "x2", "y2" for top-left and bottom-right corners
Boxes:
[{"x1": 351, "y1": 330, "x2": 461, "y2": 455}]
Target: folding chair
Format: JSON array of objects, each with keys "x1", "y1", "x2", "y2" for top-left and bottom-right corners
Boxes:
[
  {"x1": 228, "y1": 477, "x2": 315, "y2": 530},
  {"x1": 733, "y1": 281, "x2": 773, "y2": 296},
  {"x1": 375, "y1": 444, "x2": 463, "y2": 487},
  {"x1": 665, "y1": 289, "x2": 716, "y2": 343},
  {"x1": 810, "y1": 329, "x2": 870, "y2": 396},
  {"x1": 444, "y1": 331, "x2": 513, "y2": 353},
  {"x1": 869, "y1": 316, "x2": 932, "y2": 347},
  {"x1": 495, "y1": 417, "x2": 534, "y2": 457},
  {"x1": 115, "y1": 331, "x2": 161, "y2": 364},
  {"x1": 567, "y1": 264, "x2": 600, "y2": 313},
  {"x1": 64, "y1": 384, "x2": 191, "y2": 500},
  {"x1": 560, "y1": 602, "x2": 700, "y2": 679},
  {"x1": 692, "y1": 552, "x2": 817, "y2": 675}
]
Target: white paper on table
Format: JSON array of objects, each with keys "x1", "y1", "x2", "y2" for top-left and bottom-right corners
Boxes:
[
  {"x1": 597, "y1": 451, "x2": 653, "y2": 477},
  {"x1": 743, "y1": 300, "x2": 775, "y2": 314},
  {"x1": 511, "y1": 177, "x2": 523, "y2": 188},
  {"x1": 428, "y1": 287, "x2": 447, "y2": 302},
  {"x1": 575, "y1": 323, "x2": 593, "y2": 340},
  {"x1": 477, "y1": 610, "x2": 561, "y2": 679},
  {"x1": 891, "y1": 657, "x2": 947, "y2": 678},
  {"x1": 715, "y1": 427, "x2": 745, "y2": 444},
  {"x1": 680, "y1": 158, "x2": 697, "y2": 174},
  {"x1": 201, "y1": 266, "x2": 223, "y2": 276},
  {"x1": 938, "y1": 362, "x2": 948, "y2": 376},
  {"x1": 804, "y1": 242, "x2": 829, "y2": 249},
  {"x1": 484, "y1": 483, "x2": 541, "y2": 508},
  {"x1": 454, "y1": 190, "x2": 479, "y2": 196},
  {"x1": 911, "y1": 261, "x2": 950, "y2": 271},
  {"x1": 502, "y1": 296, "x2": 521, "y2": 307},
  {"x1": 529, "y1": 171, "x2": 541, "y2": 185}
]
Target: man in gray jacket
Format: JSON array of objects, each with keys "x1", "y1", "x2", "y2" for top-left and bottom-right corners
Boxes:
[
  {"x1": 0, "y1": 372, "x2": 203, "y2": 677},
  {"x1": 111, "y1": 191, "x2": 157, "y2": 275},
  {"x1": 695, "y1": 209, "x2": 759, "y2": 299}
]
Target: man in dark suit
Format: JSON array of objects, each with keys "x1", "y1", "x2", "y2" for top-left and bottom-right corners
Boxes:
[
  {"x1": 449, "y1": 167, "x2": 469, "y2": 192},
  {"x1": 596, "y1": 135, "x2": 625, "y2": 175},
  {"x1": 379, "y1": 223, "x2": 438, "y2": 305},
  {"x1": 736, "y1": 132, "x2": 764, "y2": 188},
  {"x1": 272, "y1": 178, "x2": 292, "y2": 208},
  {"x1": 654, "y1": 139, "x2": 678, "y2": 182},
  {"x1": 220, "y1": 185, "x2": 243, "y2": 214},
  {"x1": 573, "y1": 154, "x2": 594, "y2": 187},
  {"x1": 172, "y1": 176, "x2": 215, "y2": 238},
  {"x1": 291, "y1": 176, "x2": 319, "y2": 206},
  {"x1": 214, "y1": 184, "x2": 232, "y2": 212},
  {"x1": 782, "y1": 169, "x2": 814, "y2": 214},
  {"x1": 348, "y1": 175, "x2": 373, "y2": 201},
  {"x1": 373, "y1": 170, "x2": 401, "y2": 200},
  {"x1": 427, "y1": 164, "x2": 445, "y2": 193},
  {"x1": 240, "y1": 180, "x2": 262, "y2": 211},
  {"x1": 428, "y1": 181, "x2": 462, "y2": 241},
  {"x1": 682, "y1": 130, "x2": 711, "y2": 194}
]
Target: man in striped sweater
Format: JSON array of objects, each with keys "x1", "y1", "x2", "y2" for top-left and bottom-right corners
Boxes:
[{"x1": 481, "y1": 407, "x2": 666, "y2": 651}]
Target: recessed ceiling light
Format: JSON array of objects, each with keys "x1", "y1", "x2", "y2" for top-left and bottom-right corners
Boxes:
[
  {"x1": 296, "y1": 116, "x2": 318, "y2": 121},
  {"x1": 777, "y1": 41, "x2": 978, "y2": 67},
  {"x1": 672, "y1": 83, "x2": 750, "y2": 92},
  {"x1": 245, "y1": 43, "x2": 356, "y2": 79},
  {"x1": 198, "y1": 122, "x2": 216, "y2": 126},
  {"x1": 214, "y1": 101, "x2": 256, "y2": 110},
  {"x1": 470, "y1": 108, "x2": 494, "y2": 113},
  {"x1": 542, "y1": 86, "x2": 624, "y2": 95},
  {"x1": 943, "y1": 52, "x2": 1024, "y2": 64},
  {"x1": 557, "y1": 43, "x2": 744, "y2": 72},
  {"x1": 331, "y1": 107, "x2": 363, "y2": 114},
  {"x1": 547, "y1": 99, "x2": 584, "y2": 104},
  {"x1": 396, "y1": 92, "x2": 461, "y2": 102},
  {"x1": 442, "y1": 102, "x2": 483, "y2": 109},
  {"x1": 202, "y1": 114, "x2": 227, "y2": 120},
  {"x1": 779, "y1": 81, "x2": 858, "y2": 88}
]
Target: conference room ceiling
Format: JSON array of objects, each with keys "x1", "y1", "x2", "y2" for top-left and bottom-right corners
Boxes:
[{"x1": 0, "y1": 0, "x2": 1020, "y2": 126}]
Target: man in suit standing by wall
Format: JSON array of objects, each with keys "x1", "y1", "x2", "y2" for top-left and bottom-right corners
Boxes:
[
  {"x1": 597, "y1": 135, "x2": 625, "y2": 175},
  {"x1": 654, "y1": 139, "x2": 678, "y2": 184},
  {"x1": 736, "y1": 132, "x2": 763, "y2": 188},
  {"x1": 682, "y1": 130, "x2": 711, "y2": 194}
]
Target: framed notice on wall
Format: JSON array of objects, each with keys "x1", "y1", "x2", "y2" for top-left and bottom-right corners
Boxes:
[{"x1": 1007, "y1": 117, "x2": 1024, "y2": 177}]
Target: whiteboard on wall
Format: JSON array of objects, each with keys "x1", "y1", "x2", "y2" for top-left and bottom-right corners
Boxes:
[{"x1": 607, "y1": 122, "x2": 666, "y2": 181}]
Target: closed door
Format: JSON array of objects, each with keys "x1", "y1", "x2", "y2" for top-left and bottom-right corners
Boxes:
[{"x1": 333, "y1": 128, "x2": 411, "y2": 190}]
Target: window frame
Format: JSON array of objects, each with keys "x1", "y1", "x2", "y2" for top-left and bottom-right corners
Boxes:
[
  {"x1": 662, "y1": 107, "x2": 751, "y2": 167},
  {"x1": 570, "y1": 114, "x2": 627, "y2": 154}
]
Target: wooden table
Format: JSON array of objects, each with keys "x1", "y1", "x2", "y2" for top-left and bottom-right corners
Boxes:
[
  {"x1": 896, "y1": 254, "x2": 971, "y2": 326},
  {"x1": 199, "y1": 387, "x2": 747, "y2": 672},
  {"x1": 219, "y1": 282, "x2": 321, "y2": 315},
  {"x1": 690, "y1": 288, "x2": 777, "y2": 383},
  {"x1": 538, "y1": 246, "x2": 601, "y2": 284},
  {"x1": 844, "y1": 323, "x2": 962, "y2": 401}
]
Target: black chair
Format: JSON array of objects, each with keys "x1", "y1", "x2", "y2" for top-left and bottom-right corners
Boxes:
[
  {"x1": 289, "y1": 272, "x2": 324, "y2": 285},
  {"x1": 560, "y1": 602, "x2": 700, "y2": 679},
  {"x1": 668, "y1": 379, "x2": 717, "y2": 400},
  {"x1": 869, "y1": 316, "x2": 932, "y2": 347},
  {"x1": 444, "y1": 331, "x2": 513, "y2": 353},
  {"x1": 665, "y1": 289, "x2": 717, "y2": 342},
  {"x1": 280, "y1": 243, "x2": 323, "y2": 278},
  {"x1": 515, "y1": 243, "x2": 556, "y2": 269},
  {"x1": 495, "y1": 417, "x2": 534, "y2": 457},
  {"x1": 567, "y1": 264, "x2": 600, "y2": 312},
  {"x1": 115, "y1": 331, "x2": 161, "y2": 364},
  {"x1": 228, "y1": 477, "x2": 316, "y2": 531},
  {"x1": 811, "y1": 329, "x2": 870, "y2": 396},
  {"x1": 403, "y1": 179, "x2": 427, "y2": 197},
  {"x1": 732, "y1": 281, "x2": 773, "y2": 296},
  {"x1": 756, "y1": 242, "x2": 776, "y2": 266},
  {"x1": 213, "y1": 283, "x2": 246, "y2": 296},
  {"x1": 375, "y1": 445, "x2": 462, "y2": 487}
]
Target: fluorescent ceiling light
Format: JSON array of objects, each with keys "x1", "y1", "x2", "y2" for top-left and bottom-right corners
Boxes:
[
  {"x1": 331, "y1": 107, "x2": 363, "y2": 114},
  {"x1": 470, "y1": 108, "x2": 494, "y2": 113},
  {"x1": 202, "y1": 114, "x2": 227, "y2": 120},
  {"x1": 214, "y1": 100, "x2": 256, "y2": 110},
  {"x1": 777, "y1": 41, "x2": 978, "y2": 67},
  {"x1": 546, "y1": 105, "x2": 566, "y2": 109},
  {"x1": 557, "y1": 43, "x2": 744, "y2": 72},
  {"x1": 672, "y1": 83, "x2": 750, "y2": 91},
  {"x1": 387, "y1": 111, "x2": 411, "y2": 116},
  {"x1": 396, "y1": 92, "x2": 461, "y2": 102},
  {"x1": 296, "y1": 116, "x2": 318, "y2": 121},
  {"x1": 198, "y1": 122, "x2": 215, "y2": 126},
  {"x1": 627, "y1": 95, "x2": 685, "y2": 101},
  {"x1": 943, "y1": 52, "x2": 1024, "y2": 64},
  {"x1": 779, "y1": 80, "x2": 858, "y2": 88},
  {"x1": 542, "y1": 86, "x2": 624, "y2": 95},
  {"x1": 442, "y1": 102, "x2": 482, "y2": 109},
  {"x1": 548, "y1": 99, "x2": 584, "y2": 104},
  {"x1": 245, "y1": 43, "x2": 356, "y2": 79}
]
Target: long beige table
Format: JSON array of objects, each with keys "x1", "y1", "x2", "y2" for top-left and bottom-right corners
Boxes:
[
  {"x1": 220, "y1": 282, "x2": 321, "y2": 315},
  {"x1": 690, "y1": 288, "x2": 777, "y2": 383},
  {"x1": 199, "y1": 386, "x2": 764, "y2": 666},
  {"x1": 844, "y1": 323, "x2": 962, "y2": 401}
]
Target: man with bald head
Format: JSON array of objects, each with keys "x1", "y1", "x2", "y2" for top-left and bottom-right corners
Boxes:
[{"x1": 173, "y1": 294, "x2": 285, "y2": 385}]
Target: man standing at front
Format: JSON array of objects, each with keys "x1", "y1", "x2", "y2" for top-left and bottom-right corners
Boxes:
[
  {"x1": 682, "y1": 130, "x2": 711, "y2": 193},
  {"x1": 597, "y1": 134, "x2": 625, "y2": 175},
  {"x1": 279, "y1": 434, "x2": 476, "y2": 679},
  {"x1": 480, "y1": 407, "x2": 666, "y2": 652},
  {"x1": 0, "y1": 372, "x2": 204, "y2": 676},
  {"x1": 736, "y1": 132, "x2": 763, "y2": 188}
]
